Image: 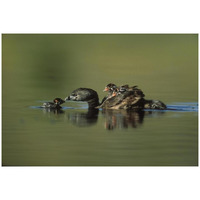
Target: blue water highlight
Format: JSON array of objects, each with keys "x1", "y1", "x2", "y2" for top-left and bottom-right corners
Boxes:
[
  {"x1": 166, "y1": 102, "x2": 198, "y2": 112},
  {"x1": 30, "y1": 102, "x2": 198, "y2": 112}
]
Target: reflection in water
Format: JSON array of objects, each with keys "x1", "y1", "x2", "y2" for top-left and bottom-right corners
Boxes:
[
  {"x1": 42, "y1": 108, "x2": 65, "y2": 114},
  {"x1": 67, "y1": 109, "x2": 165, "y2": 130},
  {"x1": 68, "y1": 109, "x2": 99, "y2": 127},
  {"x1": 41, "y1": 107, "x2": 165, "y2": 130},
  {"x1": 41, "y1": 108, "x2": 65, "y2": 123},
  {"x1": 40, "y1": 106, "x2": 167, "y2": 129},
  {"x1": 39, "y1": 103, "x2": 198, "y2": 130},
  {"x1": 102, "y1": 109, "x2": 145, "y2": 130}
]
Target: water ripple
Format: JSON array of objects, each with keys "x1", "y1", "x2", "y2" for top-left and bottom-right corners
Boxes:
[
  {"x1": 166, "y1": 102, "x2": 198, "y2": 112},
  {"x1": 30, "y1": 102, "x2": 198, "y2": 112}
]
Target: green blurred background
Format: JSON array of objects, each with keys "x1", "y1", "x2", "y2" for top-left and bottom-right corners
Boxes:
[{"x1": 2, "y1": 34, "x2": 198, "y2": 102}]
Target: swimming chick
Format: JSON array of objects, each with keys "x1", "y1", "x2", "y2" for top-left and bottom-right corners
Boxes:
[{"x1": 42, "y1": 98, "x2": 65, "y2": 109}]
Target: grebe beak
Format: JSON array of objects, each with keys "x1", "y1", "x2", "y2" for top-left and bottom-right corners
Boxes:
[
  {"x1": 112, "y1": 92, "x2": 117, "y2": 97},
  {"x1": 103, "y1": 87, "x2": 109, "y2": 92},
  {"x1": 65, "y1": 96, "x2": 70, "y2": 101}
]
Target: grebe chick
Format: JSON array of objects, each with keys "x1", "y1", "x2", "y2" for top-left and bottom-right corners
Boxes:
[{"x1": 42, "y1": 98, "x2": 65, "y2": 109}]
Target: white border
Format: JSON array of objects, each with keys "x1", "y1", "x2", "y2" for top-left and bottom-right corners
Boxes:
[{"x1": 1, "y1": 1, "x2": 199, "y2": 200}]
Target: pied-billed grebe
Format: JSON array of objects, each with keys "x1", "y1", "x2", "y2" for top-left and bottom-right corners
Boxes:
[
  {"x1": 104, "y1": 84, "x2": 140, "y2": 96},
  {"x1": 66, "y1": 88, "x2": 99, "y2": 109},
  {"x1": 66, "y1": 86, "x2": 167, "y2": 110},
  {"x1": 112, "y1": 84, "x2": 166, "y2": 109},
  {"x1": 118, "y1": 85, "x2": 145, "y2": 97},
  {"x1": 42, "y1": 98, "x2": 65, "y2": 109},
  {"x1": 101, "y1": 83, "x2": 145, "y2": 109},
  {"x1": 103, "y1": 83, "x2": 117, "y2": 92},
  {"x1": 144, "y1": 99, "x2": 166, "y2": 110},
  {"x1": 103, "y1": 83, "x2": 117, "y2": 98},
  {"x1": 101, "y1": 83, "x2": 118, "y2": 104},
  {"x1": 103, "y1": 84, "x2": 145, "y2": 99},
  {"x1": 103, "y1": 84, "x2": 166, "y2": 109},
  {"x1": 118, "y1": 84, "x2": 129, "y2": 94}
]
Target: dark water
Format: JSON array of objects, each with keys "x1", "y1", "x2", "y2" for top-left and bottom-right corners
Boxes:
[{"x1": 2, "y1": 34, "x2": 198, "y2": 166}]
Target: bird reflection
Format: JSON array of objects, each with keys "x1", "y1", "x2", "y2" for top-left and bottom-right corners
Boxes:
[
  {"x1": 41, "y1": 108, "x2": 65, "y2": 122},
  {"x1": 42, "y1": 108, "x2": 65, "y2": 114},
  {"x1": 68, "y1": 109, "x2": 99, "y2": 127},
  {"x1": 41, "y1": 107, "x2": 165, "y2": 130},
  {"x1": 102, "y1": 109, "x2": 145, "y2": 130},
  {"x1": 66, "y1": 109, "x2": 157, "y2": 130}
]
